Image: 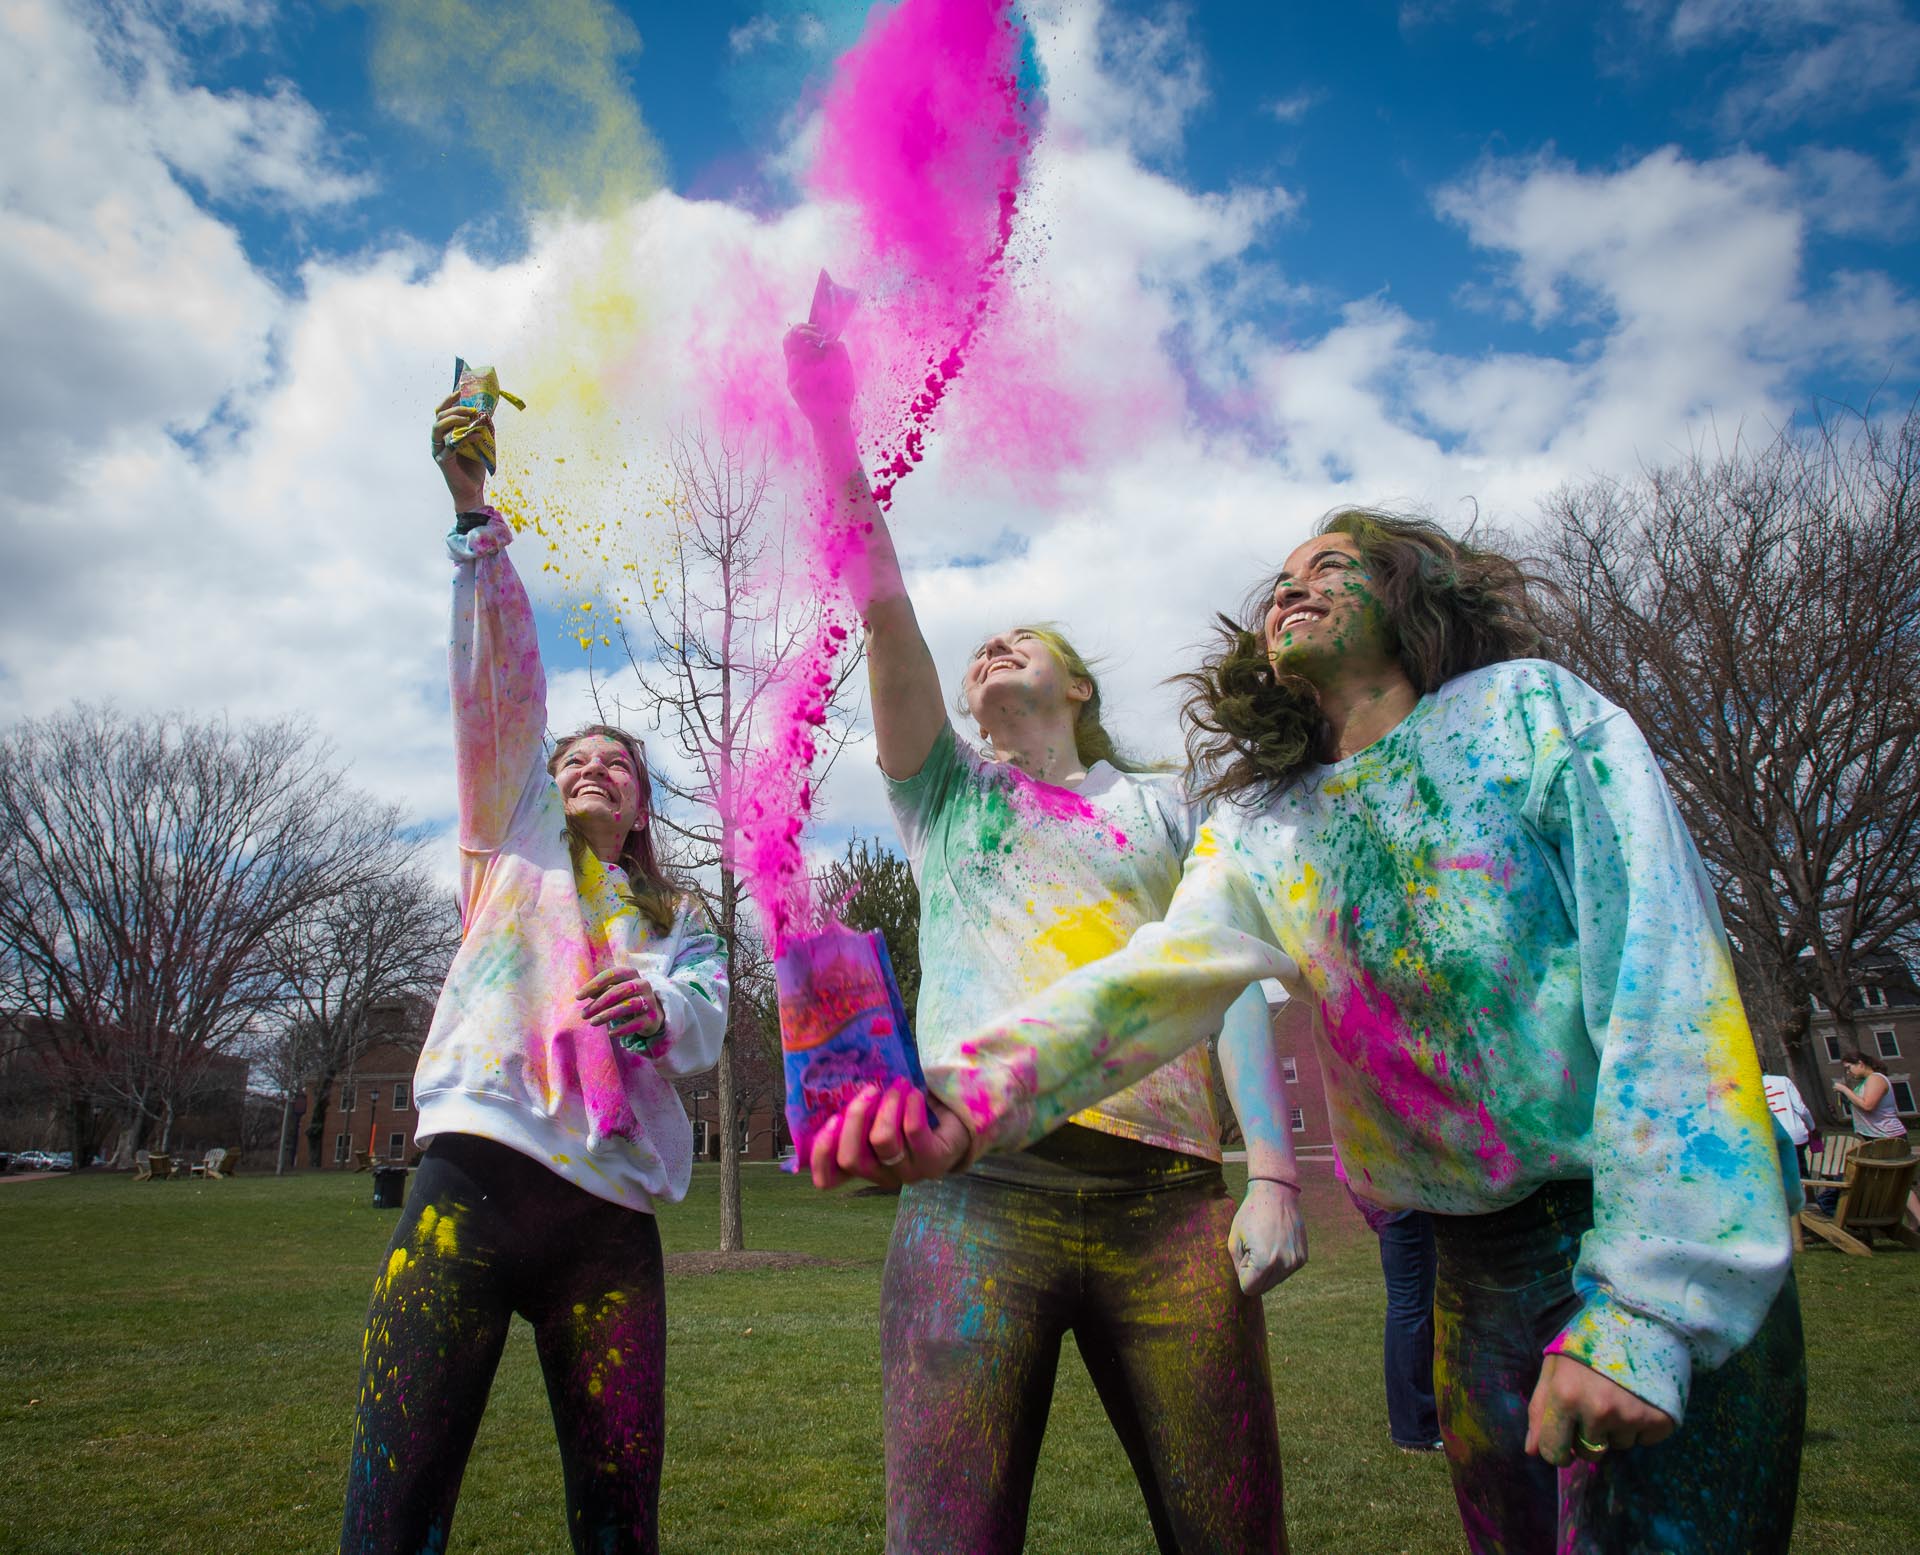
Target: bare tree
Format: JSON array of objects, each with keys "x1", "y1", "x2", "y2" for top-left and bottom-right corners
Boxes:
[
  {"x1": 0, "y1": 705, "x2": 412, "y2": 1169},
  {"x1": 597, "y1": 428, "x2": 862, "y2": 1251},
  {"x1": 1535, "y1": 405, "x2": 1920, "y2": 1118},
  {"x1": 265, "y1": 862, "x2": 460, "y2": 1170}
]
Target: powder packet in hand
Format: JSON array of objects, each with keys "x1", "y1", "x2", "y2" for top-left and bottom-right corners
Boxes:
[
  {"x1": 808, "y1": 268, "x2": 859, "y2": 343},
  {"x1": 439, "y1": 357, "x2": 526, "y2": 475},
  {"x1": 776, "y1": 920, "x2": 925, "y2": 1169}
]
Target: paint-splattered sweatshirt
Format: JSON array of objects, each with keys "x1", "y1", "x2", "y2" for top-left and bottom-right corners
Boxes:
[
  {"x1": 890, "y1": 722, "x2": 1265, "y2": 1159},
  {"x1": 929, "y1": 661, "x2": 1790, "y2": 1422},
  {"x1": 413, "y1": 510, "x2": 729, "y2": 1212}
]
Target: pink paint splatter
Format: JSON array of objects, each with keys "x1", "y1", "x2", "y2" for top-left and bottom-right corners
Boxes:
[
  {"x1": 1320, "y1": 971, "x2": 1521, "y2": 1189},
  {"x1": 725, "y1": 0, "x2": 1043, "y2": 951},
  {"x1": 1433, "y1": 853, "x2": 1516, "y2": 889}
]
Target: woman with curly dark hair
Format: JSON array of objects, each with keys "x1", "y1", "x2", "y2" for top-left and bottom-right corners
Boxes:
[{"x1": 819, "y1": 508, "x2": 1806, "y2": 1554}]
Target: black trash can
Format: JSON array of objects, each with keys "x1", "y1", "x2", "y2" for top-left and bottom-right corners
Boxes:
[{"x1": 372, "y1": 1165, "x2": 409, "y2": 1209}]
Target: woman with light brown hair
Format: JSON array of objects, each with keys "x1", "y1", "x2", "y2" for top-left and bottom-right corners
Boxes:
[
  {"x1": 785, "y1": 320, "x2": 1303, "y2": 1554},
  {"x1": 337, "y1": 387, "x2": 729, "y2": 1555}
]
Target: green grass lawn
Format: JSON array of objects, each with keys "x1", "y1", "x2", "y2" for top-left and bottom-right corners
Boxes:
[{"x1": 0, "y1": 1164, "x2": 1913, "y2": 1554}]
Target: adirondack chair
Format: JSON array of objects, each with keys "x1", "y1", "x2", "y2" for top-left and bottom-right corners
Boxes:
[
  {"x1": 354, "y1": 1150, "x2": 373, "y2": 1173},
  {"x1": 1801, "y1": 1146, "x2": 1920, "y2": 1256},
  {"x1": 211, "y1": 1148, "x2": 239, "y2": 1178},
  {"x1": 133, "y1": 1149, "x2": 152, "y2": 1182},
  {"x1": 194, "y1": 1147, "x2": 228, "y2": 1180},
  {"x1": 1804, "y1": 1133, "x2": 1857, "y2": 1181},
  {"x1": 147, "y1": 1152, "x2": 176, "y2": 1181}
]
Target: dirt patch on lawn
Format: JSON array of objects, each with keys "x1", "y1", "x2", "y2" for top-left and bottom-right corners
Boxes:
[{"x1": 664, "y1": 1249, "x2": 865, "y2": 1276}]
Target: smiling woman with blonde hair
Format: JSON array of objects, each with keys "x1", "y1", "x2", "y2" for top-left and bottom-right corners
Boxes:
[{"x1": 785, "y1": 322, "x2": 1303, "y2": 1554}]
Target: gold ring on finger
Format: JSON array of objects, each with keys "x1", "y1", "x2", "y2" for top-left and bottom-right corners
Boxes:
[{"x1": 1575, "y1": 1434, "x2": 1609, "y2": 1456}]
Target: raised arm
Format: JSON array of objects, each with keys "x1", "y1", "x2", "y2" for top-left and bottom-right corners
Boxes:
[
  {"x1": 435, "y1": 393, "x2": 546, "y2": 916},
  {"x1": 785, "y1": 326, "x2": 947, "y2": 779}
]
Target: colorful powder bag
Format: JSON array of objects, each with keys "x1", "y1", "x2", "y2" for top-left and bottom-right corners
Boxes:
[
  {"x1": 439, "y1": 357, "x2": 525, "y2": 475},
  {"x1": 776, "y1": 920, "x2": 926, "y2": 1168}
]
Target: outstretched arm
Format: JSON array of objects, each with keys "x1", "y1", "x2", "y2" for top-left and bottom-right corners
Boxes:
[
  {"x1": 810, "y1": 832, "x2": 1296, "y2": 1188},
  {"x1": 785, "y1": 326, "x2": 947, "y2": 779}
]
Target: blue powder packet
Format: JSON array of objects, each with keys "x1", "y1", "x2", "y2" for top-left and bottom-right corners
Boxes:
[{"x1": 775, "y1": 920, "x2": 925, "y2": 1170}]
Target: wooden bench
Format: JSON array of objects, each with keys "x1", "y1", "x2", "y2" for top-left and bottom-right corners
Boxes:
[{"x1": 1802, "y1": 1145, "x2": 1920, "y2": 1256}]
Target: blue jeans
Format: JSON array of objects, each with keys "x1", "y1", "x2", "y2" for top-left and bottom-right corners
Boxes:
[{"x1": 1376, "y1": 1209, "x2": 1441, "y2": 1446}]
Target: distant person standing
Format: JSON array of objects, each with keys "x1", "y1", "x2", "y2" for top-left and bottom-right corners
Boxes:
[
  {"x1": 1761, "y1": 1072, "x2": 1814, "y2": 1160},
  {"x1": 1829, "y1": 1051, "x2": 1909, "y2": 1146},
  {"x1": 1812, "y1": 1051, "x2": 1912, "y2": 1217}
]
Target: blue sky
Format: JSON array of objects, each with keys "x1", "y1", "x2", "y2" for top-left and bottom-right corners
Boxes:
[{"x1": 3, "y1": 0, "x2": 1917, "y2": 855}]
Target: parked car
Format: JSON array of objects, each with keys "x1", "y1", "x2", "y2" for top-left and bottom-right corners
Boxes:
[
  {"x1": 12, "y1": 1150, "x2": 54, "y2": 1172},
  {"x1": 47, "y1": 1152, "x2": 73, "y2": 1172}
]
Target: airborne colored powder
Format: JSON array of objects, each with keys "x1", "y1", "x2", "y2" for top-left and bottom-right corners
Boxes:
[{"x1": 725, "y1": 0, "x2": 1044, "y2": 951}]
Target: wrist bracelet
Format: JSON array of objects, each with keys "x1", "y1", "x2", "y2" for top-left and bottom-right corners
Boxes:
[
  {"x1": 455, "y1": 508, "x2": 493, "y2": 534},
  {"x1": 1248, "y1": 1174, "x2": 1301, "y2": 1191}
]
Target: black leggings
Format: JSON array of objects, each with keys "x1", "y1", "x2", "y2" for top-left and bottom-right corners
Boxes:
[{"x1": 339, "y1": 1133, "x2": 667, "y2": 1555}]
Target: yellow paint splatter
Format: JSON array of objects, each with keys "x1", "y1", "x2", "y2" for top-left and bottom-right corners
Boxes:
[{"x1": 1033, "y1": 899, "x2": 1131, "y2": 968}]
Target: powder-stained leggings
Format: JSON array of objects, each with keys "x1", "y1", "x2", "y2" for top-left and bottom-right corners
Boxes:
[
  {"x1": 1432, "y1": 1180, "x2": 1806, "y2": 1555},
  {"x1": 339, "y1": 1133, "x2": 667, "y2": 1555},
  {"x1": 882, "y1": 1125, "x2": 1287, "y2": 1555}
]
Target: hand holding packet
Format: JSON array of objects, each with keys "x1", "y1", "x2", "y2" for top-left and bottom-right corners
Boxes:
[
  {"x1": 808, "y1": 268, "x2": 859, "y2": 342},
  {"x1": 775, "y1": 920, "x2": 925, "y2": 1168},
  {"x1": 439, "y1": 357, "x2": 526, "y2": 475}
]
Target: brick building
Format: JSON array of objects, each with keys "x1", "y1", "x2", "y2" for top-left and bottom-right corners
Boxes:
[
  {"x1": 1262, "y1": 987, "x2": 1333, "y2": 1155},
  {"x1": 303, "y1": 996, "x2": 432, "y2": 1169}
]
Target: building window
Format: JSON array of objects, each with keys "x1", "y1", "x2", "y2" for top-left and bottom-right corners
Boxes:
[
  {"x1": 333, "y1": 1133, "x2": 349, "y2": 1165},
  {"x1": 1891, "y1": 1079, "x2": 1916, "y2": 1114},
  {"x1": 1823, "y1": 1034, "x2": 1844, "y2": 1062},
  {"x1": 695, "y1": 1120, "x2": 711, "y2": 1155},
  {"x1": 1809, "y1": 991, "x2": 1827, "y2": 1012},
  {"x1": 1288, "y1": 1108, "x2": 1306, "y2": 1133},
  {"x1": 393, "y1": 1081, "x2": 410, "y2": 1111},
  {"x1": 388, "y1": 1131, "x2": 405, "y2": 1160},
  {"x1": 1875, "y1": 1029, "x2": 1900, "y2": 1060},
  {"x1": 1281, "y1": 1057, "x2": 1299, "y2": 1084},
  {"x1": 1862, "y1": 985, "x2": 1887, "y2": 1008},
  {"x1": 339, "y1": 1083, "x2": 355, "y2": 1113}
]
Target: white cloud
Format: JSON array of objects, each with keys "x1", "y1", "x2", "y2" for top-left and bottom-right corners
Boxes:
[
  {"x1": 1265, "y1": 91, "x2": 1320, "y2": 125},
  {"x1": 1640, "y1": 0, "x2": 1920, "y2": 132},
  {"x1": 1036, "y1": 0, "x2": 1210, "y2": 159},
  {"x1": 1792, "y1": 142, "x2": 1920, "y2": 239},
  {"x1": 728, "y1": 14, "x2": 781, "y2": 55}
]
